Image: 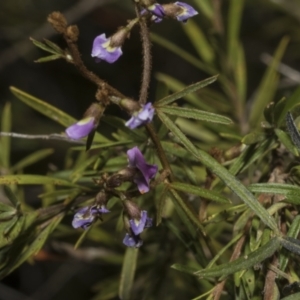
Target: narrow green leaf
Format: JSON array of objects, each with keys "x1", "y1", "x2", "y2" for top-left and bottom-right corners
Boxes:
[
  {"x1": 1, "y1": 215, "x2": 62, "y2": 278},
  {"x1": 280, "y1": 236, "x2": 300, "y2": 255},
  {"x1": 227, "y1": 0, "x2": 245, "y2": 65},
  {"x1": 192, "y1": 0, "x2": 213, "y2": 20},
  {"x1": 9, "y1": 86, "x2": 109, "y2": 143},
  {"x1": 275, "y1": 128, "x2": 299, "y2": 156},
  {"x1": 250, "y1": 37, "x2": 289, "y2": 126},
  {"x1": 30, "y1": 37, "x2": 58, "y2": 55},
  {"x1": 281, "y1": 292, "x2": 300, "y2": 300},
  {"x1": 195, "y1": 237, "x2": 280, "y2": 278},
  {"x1": 1, "y1": 102, "x2": 12, "y2": 169},
  {"x1": 182, "y1": 20, "x2": 214, "y2": 63},
  {"x1": 277, "y1": 86, "x2": 300, "y2": 126},
  {"x1": 286, "y1": 112, "x2": 300, "y2": 151},
  {"x1": 156, "y1": 75, "x2": 218, "y2": 106},
  {"x1": 234, "y1": 43, "x2": 247, "y2": 104},
  {"x1": 0, "y1": 174, "x2": 85, "y2": 189},
  {"x1": 3, "y1": 186, "x2": 19, "y2": 207},
  {"x1": 168, "y1": 188, "x2": 205, "y2": 234},
  {"x1": 157, "y1": 106, "x2": 232, "y2": 125},
  {"x1": 157, "y1": 111, "x2": 279, "y2": 233},
  {"x1": 43, "y1": 39, "x2": 64, "y2": 54},
  {"x1": 156, "y1": 186, "x2": 168, "y2": 226},
  {"x1": 242, "y1": 131, "x2": 266, "y2": 145},
  {"x1": 279, "y1": 215, "x2": 300, "y2": 272},
  {"x1": 11, "y1": 149, "x2": 54, "y2": 172},
  {"x1": 169, "y1": 182, "x2": 230, "y2": 204},
  {"x1": 151, "y1": 33, "x2": 215, "y2": 74},
  {"x1": 35, "y1": 54, "x2": 62, "y2": 63},
  {"x1": 171, "y1": 263, "x2": 199, "y2": 274},
  {"x1": 119, "y1": 248, "x2": 138, "y2": 300},
  {"x1": 249, "y1": 183, "x2": 300, "y2": 204}
]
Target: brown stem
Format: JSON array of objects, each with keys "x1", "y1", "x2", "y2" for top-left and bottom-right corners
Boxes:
[
  {"x1": 145, "y1": 123, "x2": 174, "y2": 181},
  {"x1": 135, "y1": 4, "x2": 152, "y2": 105},
  {"x1": 64, "y1": 35, "x2": 125, "y2": 99}
]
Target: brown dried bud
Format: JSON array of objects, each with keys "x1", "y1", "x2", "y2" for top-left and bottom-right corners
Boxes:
[
  {"x1": 120, "y1": 98, "x2": 140, "y2": 113},
  {"x1": 123, "y1": 200, "x2": 141, "y2": 219},
  {"x1": 48, "y1": 12, "x2": 67, "y2": 33},
  {"x1": 66, "y1": 25, "x2": 79, "y2": 42}
]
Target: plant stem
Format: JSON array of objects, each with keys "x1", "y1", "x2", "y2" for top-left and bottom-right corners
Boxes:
[{"x1": 135, "y1": 4, "x2": 152, "y2": 105}]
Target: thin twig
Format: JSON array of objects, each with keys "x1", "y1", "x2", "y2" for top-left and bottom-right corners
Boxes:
[
  {"x1": 0, "y1": 132, "x2": 85, "y2": 144},
  {"x1": 135, "y1": 4, "x2": 152, "y2": 105}
]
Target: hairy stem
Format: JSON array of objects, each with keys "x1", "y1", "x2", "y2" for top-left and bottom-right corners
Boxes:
[{"x1": 135, "y1": 5, "x2": 152, "y2": 105}]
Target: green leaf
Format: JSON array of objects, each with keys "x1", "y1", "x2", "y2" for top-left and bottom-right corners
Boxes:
[
  {"x1": 157, "y1": 111, "x2": 279, "y2": 233},
  {"x1": 195, "y1": 237, "x2": 280, "y2": 278},
  {"x1": 279, "y1": 215, "x2": 300, "y2": 273},
  {"x1": 280, "y1": 236, "x2": 300, "y2": 255},
  {"x1": 234, "y1": 43, "x2": 247, "y2": 104},
  {"x1": 0, "y1": 175, "x2": 86, "y2": 189},
  {"x1": 1, "y1": 215, "x2": 62, "y2": 278},
  {"x1": 30, "y1": 37, "x2": 59, "y2": 55},
  {"x1": 157, "y1": 106, "x2": 232, "y2": 125},
  {"x1": 281, "y1": 292, "x2": 300, "y2": 300},
  {"x1": 227, "y1": 0, "x2": 245, "y2": 66},
  {"x1": 171, "y1": 263, "x2": 199, "y2": 274},
  {"x1": 249, "y1": 37, "x2": 289, "y2": 127},
  {"x1": 169, "y1": 182, "x2": 230, "y2": 204},
  {"x1": 182, "y1": 20, "x2": 214, "y2": 63},
  {"x1": 277, "y1": 86, "x2": 300, "y2": 126},
  {"x1": 0, "y1": 102, "x2": 12, "y2": 169},
  {"x1": 11, "y1": 149, "x2": 54, "y2": 172},
  {"x1": 275, "y1": 128, "x2": 299, "y2": 156},
  {"x1": 43, "y1": 39, "x2": 64, "y2": 54},
  {"x1": 3, "y1": 186, "x2": 19, "y2": 208},
  {"x1": 156, "y1": 75, "x2": 218, "y2": 106},
  {"x1": 155, "y1": 185, "x2": 168, "y2": 226},
  {"x1": 242, "y1": 131, "x2": 267, "y2": 145},
  {"x1": 249, "y1": 183, "x2": 300, "y2": 204},
  {"x1": 168, "y1": 188, "x2": 205, "y2": 234},
  {"x1": 119, "y1": 248, "x2": 138, "y2": 300},
  {"x1": 192, "y1": 0, "x2": 213, "y2": 20},
  {"x1": 9, "y1": 86, "x2": 109, "y2": 143},
  {"x1": 151, "y1": 33, "x2": 215, "y2": 74},
  {"x1": 35, "y1": 54, "x2": 62, "y2": 63},
  {"x1": 286, "y1": 112, "x2": 300, "y2": 151}
]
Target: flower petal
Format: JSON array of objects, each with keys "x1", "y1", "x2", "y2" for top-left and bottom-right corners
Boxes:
[
  {"x1": 123, "y1": 233, "x2": 143, "y2": 248},
  {"x1": 66, "y1": 117, "x2": 95, "y2": 140}
]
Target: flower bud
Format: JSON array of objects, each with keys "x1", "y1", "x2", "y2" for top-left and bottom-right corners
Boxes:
[{"x1": 162, "y1": 2, "x2": 198, "y2": 23}]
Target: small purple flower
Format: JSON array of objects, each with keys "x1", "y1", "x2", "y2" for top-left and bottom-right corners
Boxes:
[
  {"x1": 66, "y1": 117, "x2": 95, "y2": 140},
  {"x1": 72, "y1": 206, "x2": 110, "y2": 229},
  {"x1": 127, "y1": 147, "x2": 158, "y2": 194},
  {"x1": 91, "y1": 34, "x2": 123, "y2": 63},
  {"x1": 174, "y1": 2, "x2": 198, "y2": 22},
  {"x1": 147, "y1": 3, "x2": 165, "y2": 18},
  {"x1": 125, "y1": 102, "x2": 155, "y2": 129},
  {"x1": 140, "y1": 8, "x2": 163, "y2": 23},
  {"x1": 129, "y1": 210, "x2": 153, "y2": 235},
  {"x1": 123, "y1": 233, "x2": 143, "y2": 248}
]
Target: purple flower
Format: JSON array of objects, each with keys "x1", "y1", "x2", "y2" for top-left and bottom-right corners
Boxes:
[
  {"x1": 174, "y1": 2, "x2": 198, "y2": 22},
  {"x1": 140, "y1": 9, "x2": 163, "y2": 23},
  {"x1": 72, "y1": 206, "x2": 110, "y2": 229},
  {"x1": 127, "y1": 147, "x2": 158, "y2": 194},
  {"x1": 147, "y1": 3, "x2": 165, "y2": 18},
  {"x1": 125, "y1": 102, "x2": 155, "y2": 129},
  {"x1": 129, "y1": 210, "x2": 152, "y2": 235},
  {"x1": 66, "y1": 117, "x2": 95, "y2": 140},
  {"x1": 123, "y1": 233, "x2": 143, "y2": 248},
  {"x1": 91, "y1": 34, "x2": 123, "y2": 63}
]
